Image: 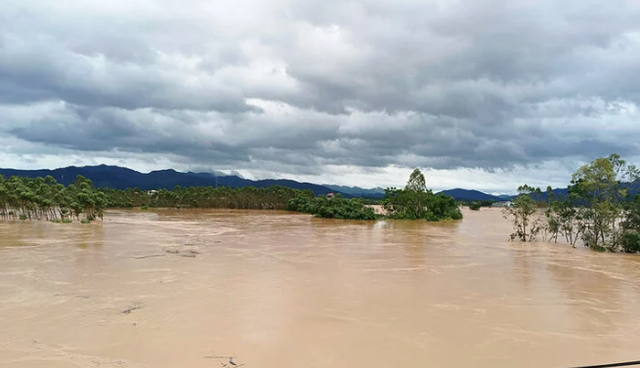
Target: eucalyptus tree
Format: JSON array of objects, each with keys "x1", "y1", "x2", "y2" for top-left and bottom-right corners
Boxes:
[
  {"x1": 570, "y1": 154, "x2": 639, "y2": 251},
  {"x1": 503, "y1": 185, "x2": 543, "y2": 242},
  {"x1": 0, "y1": 174, "x2": 104, "y2": 223},
  {"x1": 518, "y1": 154, "x2": 640, "y2": 252}
]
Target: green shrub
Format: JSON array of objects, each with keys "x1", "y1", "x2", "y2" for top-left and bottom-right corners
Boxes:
[
  {"x1": 19, "y1": 214, "x2": 28, "y2": 220},
  {"x1": 51, "y1": 218, "x2": 62, "y2": 223},
  {"x1": 424, "y1": 212, "x2": 439, "y2": 222},
  {"x1": 80, "y1": 218, "x2": 91, "y2": 224},
  {"x1": 140, "y1": 205, "x2": 149, "y2": 210},
  {"x1": 448, "y1": 208, "x2": 464, "y2": 220},
  {"x1": 287, "y1": 195, "x2": 376, "y2": 220},
  {"x1": 427, "y1": 193, "x2": 463, "y2": 221},
  {"x1": 63, "y1": 219, "x2": 73, "y2": 224},
  {"x1": 469, "y1": 202, "x2": 482, "y2": 211},
  {"x1": 620, "y1": 230, "x2": 640, "y2": 253}
]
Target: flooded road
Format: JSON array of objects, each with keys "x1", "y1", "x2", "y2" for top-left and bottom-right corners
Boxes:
[{"x1": 1, "y1": 208, "x2": 640, "y2": 368}]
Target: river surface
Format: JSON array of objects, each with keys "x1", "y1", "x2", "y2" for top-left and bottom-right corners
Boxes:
[{"x1": 1, "y1": 208, "x2": 640, "y2": 368}]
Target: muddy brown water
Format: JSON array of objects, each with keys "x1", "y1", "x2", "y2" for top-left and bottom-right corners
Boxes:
[{"x1": 1, "y1": 208, "x2": 640, "y2": 368}]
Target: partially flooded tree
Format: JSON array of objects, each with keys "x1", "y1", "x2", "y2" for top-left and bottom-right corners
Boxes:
[
  {"x1": 517, "y1": 153, "x2": 640, "y2": 253},
  {"x1": 570, "y1": 154, "x2": 639, "y2": 251},
  {"x1": 620, "y1": 195, "x2": 640, "y2": 253},
  {"x1": 544, "y1": 195, "x2": 584, "y2": 247},
  {"x1": 383, "y1": 168, "x2": 462, "y2": 221},
  {"x1": 503, "y1": 185, "x2": 542, "y2": 242},
  {"x1": 0, "y1": 174, "x2": 104, "y2": 223},
  {"x1": 405, "y1": 168, "x2": 429, "y2": 219}
]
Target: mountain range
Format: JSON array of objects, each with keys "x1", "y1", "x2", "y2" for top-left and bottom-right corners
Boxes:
[
  {"x1": 436, "y1": 188, "x2": 507, "y2": 202},
  {"x1": 0, "y1": 165, "x2": 340, "y2": 196},
  {"x1": 0, "y1": 164, "x2": 528, "y2": 201}
]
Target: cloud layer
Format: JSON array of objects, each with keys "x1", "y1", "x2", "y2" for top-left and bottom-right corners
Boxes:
[{"x1": 1, "y1": 0, "x2": 639, "y2": 191}]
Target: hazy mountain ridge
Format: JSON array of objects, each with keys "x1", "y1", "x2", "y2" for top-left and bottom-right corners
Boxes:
[
  {"x1": 436, "y1": 188, "x2": 504, "y2": 201},
  {"x1": 324, "y1": 184, "x2": 386, "y2": 198}
]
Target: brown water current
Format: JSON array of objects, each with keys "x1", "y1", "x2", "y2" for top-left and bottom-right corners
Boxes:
[{"x1": 1, "y1": 208, "x2": 640, "y2": 368}]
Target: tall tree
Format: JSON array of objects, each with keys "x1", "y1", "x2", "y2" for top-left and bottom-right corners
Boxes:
[
  {"x1": 383, "y1": 169, "x2": 462, "y2": 221},
  {"x1": 503, "y1": 190, "x2": 541, "y2": 242},
  {"x1": 405, "y1": 168, "x2": 429, "y2": 219},
  {"x1": 570, "y1": 154, "x2": 639, "y2": 251}
]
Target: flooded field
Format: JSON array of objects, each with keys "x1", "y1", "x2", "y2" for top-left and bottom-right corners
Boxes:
[{"x1": 1, "y1": 208, "x2": 640, "y2": 368}]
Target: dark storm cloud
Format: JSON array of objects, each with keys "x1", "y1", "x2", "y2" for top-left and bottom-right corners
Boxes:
[{"x1": 1, "y1": 0, "x2": 640, "y2": 176}]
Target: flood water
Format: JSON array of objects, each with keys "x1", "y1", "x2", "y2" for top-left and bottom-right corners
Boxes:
[{"x1": 1, "y1": 208, "x2": 640, "y2": 368}]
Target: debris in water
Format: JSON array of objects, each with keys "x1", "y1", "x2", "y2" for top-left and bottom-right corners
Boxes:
[
  {"x1": 122, "y1": 303, "x2": 143, "y2": 315},
  {"x1": 132, "y1": 254, "x2": 166, "y2": 260},
  {"x1": 203, "y1": 355, "x2": 245, "y2": 367}
]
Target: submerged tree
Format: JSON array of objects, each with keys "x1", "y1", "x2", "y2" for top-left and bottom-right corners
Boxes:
[{"x1": 469, "y1": 202, "x2": 482, "y2": 211}]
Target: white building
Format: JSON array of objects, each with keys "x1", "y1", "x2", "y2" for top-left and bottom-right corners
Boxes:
[{"x1": 491, "y1": 201, "x2": 512, "y2": 208}]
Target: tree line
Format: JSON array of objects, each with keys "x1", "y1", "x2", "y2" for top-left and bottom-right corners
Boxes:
[
  {"x1": 0, "y1": 176, "x2": 320, "y2": 222},
  {"x1": 0, "y1": 175, "x2": 107, "y2": 223},
  {"x1": 503, "y1": 154, "x2": 640, "y2": 253},
  {"x1": 102, "y1": 185, "x2": 312, "y2": 210},
  {"x1": 1, "y1": 168, "x2": 462, "y2": 223}
]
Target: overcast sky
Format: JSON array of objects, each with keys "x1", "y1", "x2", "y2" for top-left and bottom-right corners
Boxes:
[{"x1": 1, "y1": 0, "x2": 639, "y2": 193}]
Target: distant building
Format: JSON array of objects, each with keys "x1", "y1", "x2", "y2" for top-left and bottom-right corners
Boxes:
[
  {"x1": 147, "y1": 190, "x2": 159, "y2": 196},
  {"x1": 326, "y1": 193, "x2": 335, "y2": 199},
  {"x1": 491, "y1": 201, "x2": 512, "y2": 208}
]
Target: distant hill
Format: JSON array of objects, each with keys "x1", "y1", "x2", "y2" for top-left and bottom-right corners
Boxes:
[
  {"x1": 324, "y1": 185, "x2": 386, "y2": 198},
  {"x1": 533, "y1": 181, "x2": 639, "y2": 201},
  {"x1": 0, "y1": 165, "x2": 340, "y2": 196},
  {"x1": 437, "y1": 188, "x2": 502, "y2": 202},
  {"x1": 329, "y1": 186, "x2": 519, "y2": 202}
]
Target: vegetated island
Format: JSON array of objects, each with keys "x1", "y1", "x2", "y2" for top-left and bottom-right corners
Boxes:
[
  {"x1": 0, "y1": 168, "x2": 461, "y2": 223},
  {"x1": 503, "y1": 153, "x2": 640, "y2": 254}
]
